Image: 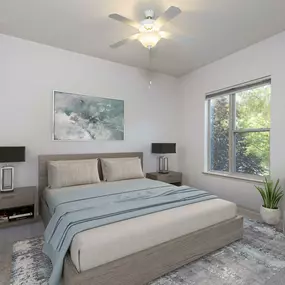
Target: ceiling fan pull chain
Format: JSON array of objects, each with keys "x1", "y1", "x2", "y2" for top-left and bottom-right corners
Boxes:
[{"x1": 148, "y1": 47, "x2": 152, "y2": 89}]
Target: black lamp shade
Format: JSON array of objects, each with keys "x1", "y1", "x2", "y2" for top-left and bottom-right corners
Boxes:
[
  {"x1": 0, "y1": 147, "x2": 25, "y2": 163},
  {"x1": 151, "y1": 143, "x2": 176, "y2": 154}
]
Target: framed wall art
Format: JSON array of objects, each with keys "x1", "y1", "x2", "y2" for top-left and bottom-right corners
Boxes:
[{"x1": 53, "y1": 91, "x2": 124, "y2": 141}]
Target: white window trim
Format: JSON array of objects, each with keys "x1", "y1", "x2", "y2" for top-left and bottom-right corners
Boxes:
[
  {"x1": 205, "y1": 77, "x2": 271, "y2": 180},
  {"x1": 202, "y1": 171, "x2": 264, "y2": 184}
]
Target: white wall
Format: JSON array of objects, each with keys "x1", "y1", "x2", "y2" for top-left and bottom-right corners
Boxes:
[
  {"x1": 0, "y1": 34, "x2": 181, "y2": 188},
  {"x1": 180, "y1": 31, "x2": 285, "y2": 212},
  {"x1": 2, "y1": 31, "x2": 285, "y2": 212}
]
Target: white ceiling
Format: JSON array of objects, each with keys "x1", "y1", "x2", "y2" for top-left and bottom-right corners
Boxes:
[{"x1": 1, "y1": 0, "x2": 285, "y2": 77}]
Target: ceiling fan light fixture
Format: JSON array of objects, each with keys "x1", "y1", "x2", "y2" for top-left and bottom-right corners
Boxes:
[
  {"x1": 109, "y1": 6, "x2": 183, "y2": 50},
  {"x1": 138, "y1": 31, "x2": 161, "y2": 49},
  {"x1": 139, "y1": 19, "x2": 156, "y2": 32}
]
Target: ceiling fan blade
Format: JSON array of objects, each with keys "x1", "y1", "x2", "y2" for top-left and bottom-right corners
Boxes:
[
  {"x1": 110, "y1": 34, "x2": 140, "y2": 49},
  {"x1": 155, "y1": 6, "x2": 181, "y2": 29},
  {"x1": 160, "y1": 31, "x2": 192, "y2": 44},
  {"x1": 109, "y1": 14, "x2": 141, "y2": 29},
  {"x1": 159, "y1": 31, "x2": 173, "y2": 40}
]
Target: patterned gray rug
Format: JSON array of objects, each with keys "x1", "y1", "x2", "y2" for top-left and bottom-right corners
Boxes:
[{"x1": 10, "y1": 219, "x2": 285, "y2": 285}]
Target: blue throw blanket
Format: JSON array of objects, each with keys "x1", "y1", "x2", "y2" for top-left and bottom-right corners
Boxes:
[{"x1": 43, "y1": 178, "x2": 217, "y2": 285}]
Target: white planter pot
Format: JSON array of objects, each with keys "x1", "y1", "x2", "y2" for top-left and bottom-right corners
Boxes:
[{"x1": 260, "y1": 206, "x2": 281, "y2": 225}]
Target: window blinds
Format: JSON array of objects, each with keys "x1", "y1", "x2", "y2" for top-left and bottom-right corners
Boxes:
[{"x1": 205, "y1": 76, "x2": 271, "y2": 100}]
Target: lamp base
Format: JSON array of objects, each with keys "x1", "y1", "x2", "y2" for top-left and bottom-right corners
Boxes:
[
  {"x1": 158, "y1": 156, "x2": 169, "y2": 174},
  {"x1": 1, "y1": 166, "x2": 14, "y2": 192}
]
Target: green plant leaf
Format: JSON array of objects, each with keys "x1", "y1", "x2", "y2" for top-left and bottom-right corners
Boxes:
[
  {"x1": 273, "y1": 179, "x2": 280, "y2": 193},
  {"x1": 255, "y1": 186, "x2": 266, "y2": 206},
  {"x1": 255, "y1": 178, "x2": 283, "y2": 209}
]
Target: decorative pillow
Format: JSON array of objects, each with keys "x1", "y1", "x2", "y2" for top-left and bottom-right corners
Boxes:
[
  {"x1": 48, "y1": 159, "x2": 100, "y2": 189},
  {"x1": 101, "y1": 157, "x2": 144, "y2": 182}
]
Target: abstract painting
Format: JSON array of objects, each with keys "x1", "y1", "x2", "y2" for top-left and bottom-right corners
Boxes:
[{"x1": 53, "y1": 91, "x2": 124, "y2": 141}]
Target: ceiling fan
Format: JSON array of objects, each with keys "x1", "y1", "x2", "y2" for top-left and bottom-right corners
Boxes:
[{"x1": 109, "y1": 6, "x2": 187, "y2": 49}]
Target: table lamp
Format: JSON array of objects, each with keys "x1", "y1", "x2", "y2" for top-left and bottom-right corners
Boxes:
[
  {"x1": 0, "y1": 146, "x2": 25, "y2": 192},
  {"x1": 151, "y1": 143, "x2": 176, "y2": 174}
]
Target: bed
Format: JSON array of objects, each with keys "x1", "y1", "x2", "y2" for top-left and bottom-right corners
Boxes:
[{"x1": 38, "y1": 152, "x2": 243, "y2": 285}]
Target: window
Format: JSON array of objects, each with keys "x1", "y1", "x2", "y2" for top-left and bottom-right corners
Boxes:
[{"x1": 206, "y1": 78, "x2": 271, "y2": 178}]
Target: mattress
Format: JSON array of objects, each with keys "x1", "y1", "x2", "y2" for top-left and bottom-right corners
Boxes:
[
  {"x1": 70, "y1": 198, "x2": 236, "y2": 272},
  {"x1": 43, "y1": 180, "x2": 237, "y2": 273}
]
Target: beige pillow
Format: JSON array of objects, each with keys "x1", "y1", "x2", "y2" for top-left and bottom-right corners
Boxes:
[
  {"x1": 48, "y1": 159, "x2": 100, "y2": 189},
  {"x1": 101, "y1": 157, "x2": 144, "y2": 182}
]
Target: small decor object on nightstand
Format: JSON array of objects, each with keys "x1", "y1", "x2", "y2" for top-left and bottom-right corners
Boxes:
[
  {"x1": 255, "y1": 177, "x2": 283, "y2": 225},
  {"x1": 0, "y1": 146, "x2": 25, "y2": 192},
  {"x1": 151, "y1": 143, "x2": 176, "y2": 174}
]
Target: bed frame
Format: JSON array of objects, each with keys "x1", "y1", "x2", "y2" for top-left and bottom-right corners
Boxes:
[{"x1": 38, "y1": 152, "x2": 244, "y2": 285}]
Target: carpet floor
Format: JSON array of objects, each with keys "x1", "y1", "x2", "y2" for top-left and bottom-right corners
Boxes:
[{"x1": 9, "y1": 219, "x2": 285, "y2": 285}]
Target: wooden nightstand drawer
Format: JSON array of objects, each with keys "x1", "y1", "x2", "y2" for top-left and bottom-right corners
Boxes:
[
  {"x1": 0, "y1": 187, "x2": 35, "y2": 210},
  {"x1": 0, "y1": 186, "x2": 38, "y2": 228},
  {"x1": 146, "y1": 171, "x2": 182, "y2": 186},
  {"x1": 157, "y1": 173, "x2": 181, "y2": 183}
]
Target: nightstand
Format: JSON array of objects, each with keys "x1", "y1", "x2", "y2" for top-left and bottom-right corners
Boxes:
[
  {"x1": 0, "y1": 186, "x2": 38, "y2": 228},
  {"x1": 146, "y1": 171, "x2": 182, "y2": 186}
]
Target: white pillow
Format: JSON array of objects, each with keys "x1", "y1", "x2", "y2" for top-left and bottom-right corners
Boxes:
[
  {"x1": 48, "y1": 159, "x2": 100, "y2": 189},
  {"x1": 101, "y1": 157, "x2": 144, "y2": 182}
]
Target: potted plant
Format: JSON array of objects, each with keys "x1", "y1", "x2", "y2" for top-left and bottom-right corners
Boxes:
[{"x1": 255, "y1": 177, "x2": 284, "y2": 225}]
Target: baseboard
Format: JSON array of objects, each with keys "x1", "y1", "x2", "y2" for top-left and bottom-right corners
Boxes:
[
  {"x1": 237, "y1": 205, "x2": 283, "y2": 231},
  {"x1": 237, "y1": 206, "x2": 262, "y2": 221}
]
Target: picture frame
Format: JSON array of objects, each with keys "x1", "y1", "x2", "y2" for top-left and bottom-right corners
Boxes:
[{"x1": 52, "y1": 91, "x2": 125, "y2": 141}]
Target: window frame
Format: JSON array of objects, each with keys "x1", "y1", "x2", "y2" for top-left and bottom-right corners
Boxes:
[{"x1": 206, "y1": 78, "x2": 271, "y2": 179}]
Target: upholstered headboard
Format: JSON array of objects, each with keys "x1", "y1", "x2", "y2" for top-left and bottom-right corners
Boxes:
[{"x1": 38, "y1": 152, "x2": 143, "y2": 199}]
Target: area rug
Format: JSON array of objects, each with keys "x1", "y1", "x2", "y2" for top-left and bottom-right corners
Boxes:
[{"x1": 10, "y1": 219, "x2": 285, "y2": 285}]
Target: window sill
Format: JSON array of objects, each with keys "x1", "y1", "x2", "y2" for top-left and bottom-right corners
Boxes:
[{"x1": 202, "y1": 171, "x2": 264, "y2": 184}]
